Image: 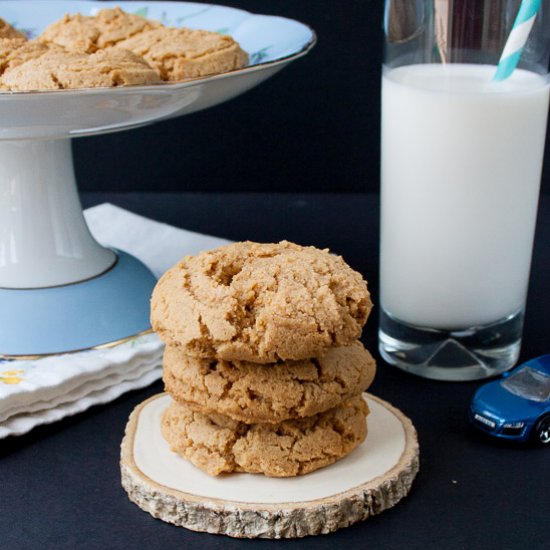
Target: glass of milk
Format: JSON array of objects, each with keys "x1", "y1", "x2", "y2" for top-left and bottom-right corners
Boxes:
[{"x1": 379, "y1": 0, "x2": 550, "y2": 380}]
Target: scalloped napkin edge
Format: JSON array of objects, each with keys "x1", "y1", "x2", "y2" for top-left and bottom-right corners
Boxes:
[{"x1": 0, "y1": 365, "x2": 162, "y2": 438}]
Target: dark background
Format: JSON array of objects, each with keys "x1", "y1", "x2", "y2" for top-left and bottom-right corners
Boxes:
[
  {"x1": 74, "y1": 0, "x2": 550, "y2": 194},
  {"x1": 3, "y1": 3, "x2": 550, "y2": 548}
]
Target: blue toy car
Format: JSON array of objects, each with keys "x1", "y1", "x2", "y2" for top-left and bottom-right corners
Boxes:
[{"x1": 470, "y1": 354, "x2": 550, "y2": 445}]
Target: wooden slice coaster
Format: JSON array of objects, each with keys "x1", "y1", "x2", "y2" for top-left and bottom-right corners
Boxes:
[{"x1": 120, "y1": 392, "x2": 419, "y2": 539}]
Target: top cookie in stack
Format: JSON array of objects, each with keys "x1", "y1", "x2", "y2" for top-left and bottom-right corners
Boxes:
[
  {"x1": 151, "y1": 241, "x2": 375, "y2": 477},
  {"x1": 151, "y1": 240, "x2": 372, "y2": 363}
]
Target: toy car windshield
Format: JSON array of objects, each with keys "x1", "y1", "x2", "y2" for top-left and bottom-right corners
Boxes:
[{"x1": 501, "y1": 366, "x2": 550, "y2": 403}]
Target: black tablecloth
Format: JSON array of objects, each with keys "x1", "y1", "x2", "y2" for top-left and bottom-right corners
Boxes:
[{"x1": 1, "y1": 192, "x2": 549, "y2": 550}]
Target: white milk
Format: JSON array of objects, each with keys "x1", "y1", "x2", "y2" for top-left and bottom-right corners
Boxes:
[{"x1": 380, "y1": 64, "x2": 550, "y2": 330}]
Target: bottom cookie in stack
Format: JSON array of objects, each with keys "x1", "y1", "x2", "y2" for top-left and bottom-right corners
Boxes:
[
  {"x1": 161, "y1": 396, "x2": 369, "y2": 477},
  {"x1": 160, "y1": 341, "x2": 376, "y2": 477}
]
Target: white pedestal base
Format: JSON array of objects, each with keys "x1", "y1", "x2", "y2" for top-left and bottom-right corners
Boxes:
[{"x1": 0, "y1": 139, "x2": 115, "y2": 289}]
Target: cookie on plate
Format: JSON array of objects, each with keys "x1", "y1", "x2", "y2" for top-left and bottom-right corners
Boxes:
[
  {"x1": 0, "y1": 18, "x2": 26, "y2": 40},
  {"x1": 161, "y1": 396, "x2": 369, "y2": 477},
  {"x1": 39, "y1": 7, "x2": 161, "y2": 53},
  {"x1": 0, "y1": 38, "x2": 28, "y2": 73},
  {"x1": 1, "y1": 47, "x2": 161, "y2": 91},
  {"x1": 151, "y1": 241, "x2": 372, "y2": 363},
  {"x1": 0, "y1": 39, "x2": 64, "y2": 77},
  {"x1": 116, "y1": 27, "x2": 249, "y2": 81},
  {"x1": 163, "y1": 341, "x2": 376, "y2": 424}
]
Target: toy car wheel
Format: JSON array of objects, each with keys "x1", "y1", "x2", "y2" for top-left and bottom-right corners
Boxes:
[{"x1": 534, "y1": 415, "x2": 550, "y2": 445}]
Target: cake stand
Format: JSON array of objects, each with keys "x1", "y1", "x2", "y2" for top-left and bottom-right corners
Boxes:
[{"x1": 0, "y1": 0, "x2": 315, "y2": 357}]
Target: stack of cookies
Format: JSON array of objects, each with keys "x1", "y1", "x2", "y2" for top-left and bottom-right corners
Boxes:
[
  {"x1": 0, "y1": 7, "x2": 248, "y2": 91},
  {"x1": 151, "y1": 241, "x2": 376, "y2": 477}
]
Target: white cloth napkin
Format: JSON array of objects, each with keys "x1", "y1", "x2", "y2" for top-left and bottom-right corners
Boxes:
[
  {"x1": 85, "y1": 203, "x2": 231, "y2": 278},
  {"x1": 0, "y1": 203, "x2": 231, "y2": 438}
]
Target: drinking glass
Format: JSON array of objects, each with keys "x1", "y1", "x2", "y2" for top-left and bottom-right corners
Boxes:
[{"x1": 379, "y1": 0, "x2": 550, "y2": 380}]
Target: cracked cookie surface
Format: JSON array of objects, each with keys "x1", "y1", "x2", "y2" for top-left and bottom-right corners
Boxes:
[
  {"x1": 164, "y1": 341, "x2": 376, "y2": 424},
  {"x1": 0, "y1": 38, "x2": 29, "y2": 72},
  {"x1": 39, "y1": 7, "x2": 161, "y2": 53},
  {"x1": 161, "y1": 396, "x2": 369, "y2": 477},
  {"x1": 116, "y1": 27, "x2": 249, "y2": 81},
  {"x1": 151, "y1": 241, "x2": 372, "y2": 363},
  {"x1": 1, "y1": 47, "x2": 161, "y2": 91}
]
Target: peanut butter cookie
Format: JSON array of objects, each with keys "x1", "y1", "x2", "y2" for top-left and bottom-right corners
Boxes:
[
  {"x1": 0, "y1": 18, "x2": 26, "y2": 40},
  {"x1": 0, "y1": 38, "x2": 27, "y2": 73},
  {"x1": 116, "y1": 27, "x2": 249, "y2": 81},
  {"x1": 151, "y1": 241, "x2": 372, "y2": 363},
  {"x1": 39, "y1": 7, "x2": 161, "y2": 53},
  {"x1": 161, "y1": 396, "x2": 369, "y2": 477},
  {"x1": 164, "y1": 341, "x2": 376, "y2": 424},
  {"x1": 1, "y1": 47, "x2": 161, "y2": 91},
  {"x1": 0, "y1": 39, "x2": 59, "y2": 77}
]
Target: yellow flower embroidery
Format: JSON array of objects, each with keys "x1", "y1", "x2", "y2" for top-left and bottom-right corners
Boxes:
[{"x1": 0, "y1": 369, "x2": 24, "y2": 384}]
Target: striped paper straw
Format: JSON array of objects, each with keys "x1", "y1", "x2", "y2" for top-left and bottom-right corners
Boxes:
[{"x1": 494, "y1": 0, "x2": 542, "y2": 81}]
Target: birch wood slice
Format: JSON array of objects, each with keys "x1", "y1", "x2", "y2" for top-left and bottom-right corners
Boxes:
[{"x1": 120, "y1": 392, "x2": 419, "y2": 539}]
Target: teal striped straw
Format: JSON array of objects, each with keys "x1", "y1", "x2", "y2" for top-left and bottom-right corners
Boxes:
[{"x1": 494, "y1": 0, "x2": 542, "y2": 81}]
